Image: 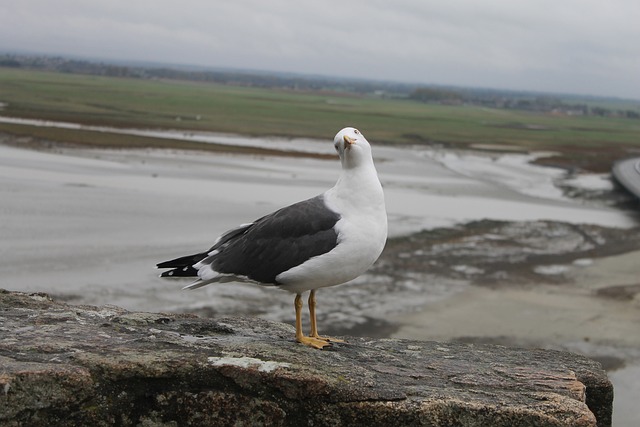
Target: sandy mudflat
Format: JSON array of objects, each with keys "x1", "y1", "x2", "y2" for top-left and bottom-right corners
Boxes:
[
  {"x1": 1, "y1": 131, "x2": 639, "y2": 425},
  {"x1": 392, "y1": 250, "x2": 640, "y2": 347}
]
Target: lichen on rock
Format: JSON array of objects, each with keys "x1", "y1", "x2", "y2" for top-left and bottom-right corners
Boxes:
[{"x1": 0, "y1": 289, "x2": 612, "y2": 426}]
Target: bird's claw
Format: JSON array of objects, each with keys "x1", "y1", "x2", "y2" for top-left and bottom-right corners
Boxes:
[
  {"x1": 310, "y1": 334, "x2": 345, "y2": 343},
  {"x1": 297, "y1": 335, "x2": 333, "y2": 349}
]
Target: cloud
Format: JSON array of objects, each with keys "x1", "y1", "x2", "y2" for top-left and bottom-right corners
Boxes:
[{"x1": 1, "y1": 0, "x2": 639, "y2": 98}]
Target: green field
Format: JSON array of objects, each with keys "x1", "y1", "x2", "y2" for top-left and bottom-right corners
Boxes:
[{"x1": 0, "y1": 67, "x2": 639, "y2": 160}]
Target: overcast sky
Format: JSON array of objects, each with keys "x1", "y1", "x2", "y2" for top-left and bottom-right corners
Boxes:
[{"x1": 2, "y1": 1, "x2": 639, "y2": 99}]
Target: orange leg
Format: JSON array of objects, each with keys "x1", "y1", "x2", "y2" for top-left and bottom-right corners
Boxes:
[
  {"x1": 294, "y1": 293, "x2": 331, "y2": 349},
  {"x1": 308, "y1": 290, "x2": 344, "y2": 343}
]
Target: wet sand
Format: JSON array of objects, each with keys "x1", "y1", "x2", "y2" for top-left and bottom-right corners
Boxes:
[{"x1": 392, "y1": 251, "x2": 640, "y2": 347}]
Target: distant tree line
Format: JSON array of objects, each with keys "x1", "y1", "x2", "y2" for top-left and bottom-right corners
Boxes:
[
  {"x1": 409, "y1": 86, "x2": 640, "y2": 119},
  {"x1": 0, "y1": 54, "x2": 414, "y2": 96},
  {"x1": 409, "y1": 88, "x2": 464, "y2": 104},
  {"x1": 0, "y1": 58, "x2": 21, "y2": 68}
]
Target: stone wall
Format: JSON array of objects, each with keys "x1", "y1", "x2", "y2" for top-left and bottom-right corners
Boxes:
[{"x1": 0, "y1": 289, "x2": 612, "y2": 426}]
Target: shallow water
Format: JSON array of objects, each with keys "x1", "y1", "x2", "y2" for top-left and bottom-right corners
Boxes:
[{"x1": 1, "y1": 114, "x2": 636, "y2": 227}]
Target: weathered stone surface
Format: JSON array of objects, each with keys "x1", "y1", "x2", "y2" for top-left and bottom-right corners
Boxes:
[{"x1": 0, "y1": 289, "x2": 612, "y2": 426}]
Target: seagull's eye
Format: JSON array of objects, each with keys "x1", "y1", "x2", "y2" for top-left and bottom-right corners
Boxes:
[
  {"x1": 354, "y1": 129, "x2": 360, "y2": 135},
  {"x1": 334, "y1": 142, "x2": 340, "y2": 153}
]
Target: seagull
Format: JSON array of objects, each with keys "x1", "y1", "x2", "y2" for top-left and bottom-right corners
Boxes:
[{"x1": 157, "y1": 127, "x2": 387, "y2": 349}]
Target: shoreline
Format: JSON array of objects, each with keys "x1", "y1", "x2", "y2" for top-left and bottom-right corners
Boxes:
[
  {"x1": 0, "y1": 118, "x2": 337, "y2": 160},
  {"x1": 2, "y1": 113, "x2": 638, "y2": 174}
]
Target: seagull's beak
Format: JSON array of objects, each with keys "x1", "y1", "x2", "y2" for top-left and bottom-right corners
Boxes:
[{"x1": 343, "y1": 135, "x2": 356, "y2": 149}]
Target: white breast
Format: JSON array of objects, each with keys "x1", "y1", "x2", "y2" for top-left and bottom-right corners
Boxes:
[{"x1": 276, "y1": 161, "x2": 387, "y2": 294}]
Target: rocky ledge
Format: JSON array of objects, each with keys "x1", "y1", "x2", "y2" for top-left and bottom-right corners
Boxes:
[{"x1": 0, "y1": 289, "x2": 611, "y2": 427}]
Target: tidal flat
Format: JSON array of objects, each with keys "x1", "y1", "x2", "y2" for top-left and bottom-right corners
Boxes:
[{"x1": 1, "y1": 129, "x2": 639, "y2": 425}]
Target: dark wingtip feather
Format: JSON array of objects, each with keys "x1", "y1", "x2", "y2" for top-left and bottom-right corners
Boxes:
[
  {"x1": 157, "y1": 253, "x2": 207, "y2": 269},
  {"x1": 157, "y1": 252, "x2": 208, "y2": 277},
  {"x1": 160, "y1": 266, "x2": 199, "y2": 278}
]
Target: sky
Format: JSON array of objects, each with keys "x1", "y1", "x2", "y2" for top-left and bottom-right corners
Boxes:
[{"x1": 1, "y1": 0, "x2": 639, "y2": 99}]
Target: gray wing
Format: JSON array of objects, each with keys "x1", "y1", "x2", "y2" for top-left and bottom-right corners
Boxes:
[{"x1": 199, "y1": 195, "x2": 340, "y2": 285}]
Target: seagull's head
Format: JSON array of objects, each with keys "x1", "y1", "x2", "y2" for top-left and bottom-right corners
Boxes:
[{"x1": 333, "y1": 127, "x2": 373, "y2": 169}]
